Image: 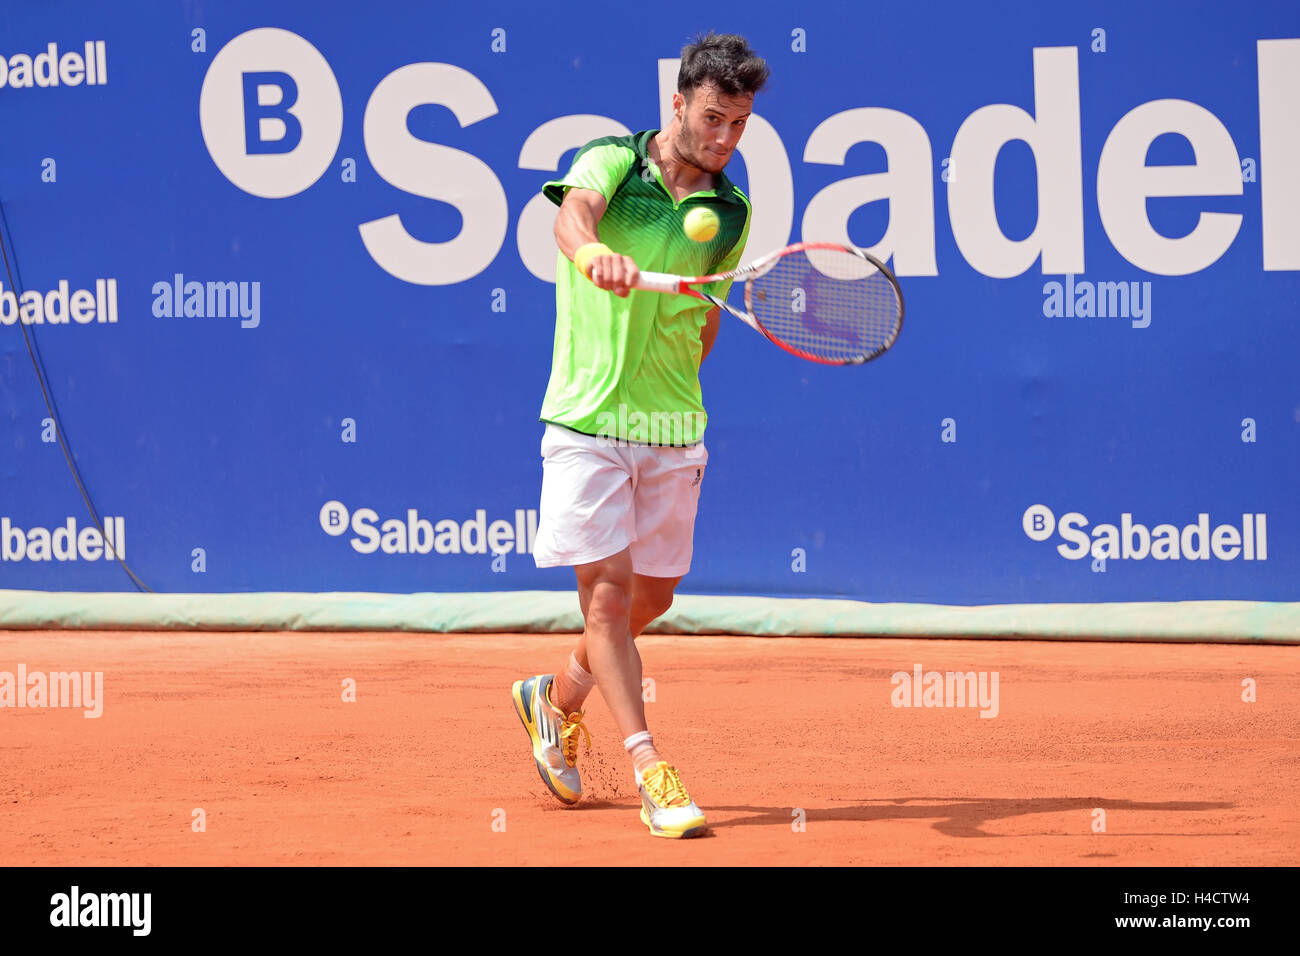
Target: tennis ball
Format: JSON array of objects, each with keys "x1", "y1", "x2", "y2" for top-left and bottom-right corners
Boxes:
[{"x1": 683, "y1": 206, "x2": 720, "y2": 243}]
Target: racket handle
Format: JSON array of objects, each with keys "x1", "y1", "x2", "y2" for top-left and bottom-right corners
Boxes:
[{"x1": 633, "y1": 271, "x2": 682, "y2": 294}]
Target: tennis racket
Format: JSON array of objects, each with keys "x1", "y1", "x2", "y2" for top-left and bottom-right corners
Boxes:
[{"x1": 632, "y1": 241, "x2": 904, "y2": 365}]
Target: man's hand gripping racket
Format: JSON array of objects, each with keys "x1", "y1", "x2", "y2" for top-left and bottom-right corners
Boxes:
[{"x1": 633, "y1": 242, "x2": 904, "y2": 365}]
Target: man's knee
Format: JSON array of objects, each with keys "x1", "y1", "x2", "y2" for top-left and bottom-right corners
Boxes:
[
  {"x1": 577, "y1": 555, "x2": 635, "y2": 631},
  {"x1": 635, "y1": 575, "x2": 681, "y2": 624},
  {"x1": 646, "y1": 591, "x2": 674, "y2": 621},
  {"x1": 587, "y1": 579, "x2": 632, "y2": 625}
]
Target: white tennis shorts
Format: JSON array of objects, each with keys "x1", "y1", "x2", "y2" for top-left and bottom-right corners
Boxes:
[{"x1": 532, "y1": 423, "x2": 708, "y2": 577}]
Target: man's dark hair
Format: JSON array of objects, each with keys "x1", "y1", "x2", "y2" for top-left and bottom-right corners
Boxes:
[{"x1": 678, "y1": 32, "x2": 768, "y2": 100}]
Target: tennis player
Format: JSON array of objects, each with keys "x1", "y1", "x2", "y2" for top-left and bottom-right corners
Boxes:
[{"x1": 511, "y1": 32, "x2": 768, "y2": 839}]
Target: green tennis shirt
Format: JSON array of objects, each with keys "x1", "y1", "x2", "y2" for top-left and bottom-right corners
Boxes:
[{"x1": 540, "y1": 129, "x2": 751, "y2": 446}]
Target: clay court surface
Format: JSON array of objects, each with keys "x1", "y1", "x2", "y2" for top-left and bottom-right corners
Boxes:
[{"x1": 1, "y1": 629, "x2": 1295, "y2": 866}]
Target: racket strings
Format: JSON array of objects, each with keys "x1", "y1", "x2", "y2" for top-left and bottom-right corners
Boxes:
[{"x1": 747, "y1": 249, "x2": 901, "y2": 363}]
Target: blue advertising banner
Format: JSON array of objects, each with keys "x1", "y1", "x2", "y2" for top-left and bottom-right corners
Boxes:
[{"x1": 1, "y1": 0, "x2": 1297, "y2": 602}]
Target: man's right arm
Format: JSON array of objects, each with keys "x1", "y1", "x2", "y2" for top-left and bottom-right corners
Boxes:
[{"x1": 555, "y1": 187, "x2": 639, "y2": 298}]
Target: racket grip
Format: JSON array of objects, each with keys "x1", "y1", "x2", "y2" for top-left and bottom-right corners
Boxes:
[{"x1": 633, "y1": 271, "x2": 682, "y2": 294}]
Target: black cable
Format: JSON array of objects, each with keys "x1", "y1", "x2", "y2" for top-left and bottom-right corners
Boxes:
[{"x1": 0, "y1": 197, "x2": 152, "y2": 592}]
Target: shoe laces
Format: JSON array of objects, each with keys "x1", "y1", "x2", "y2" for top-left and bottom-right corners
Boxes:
[
  {"x1": 641, "y1": 762, "x2": 692, "y2": 808},
  {"x1": 558, "y1": 711, "x2": 591, "y2": 768}
]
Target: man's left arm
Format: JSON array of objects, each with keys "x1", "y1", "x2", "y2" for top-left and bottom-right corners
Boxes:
[
  {"x1": 699, "y1": 203, "x2": 751, "y2": 365},
  {"x1": 700, "y1": 307, "x2": 721, "y2": 363}
]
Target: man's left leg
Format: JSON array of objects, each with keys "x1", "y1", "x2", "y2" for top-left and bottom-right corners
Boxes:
[
  {"x1": 589, "y1": 442, "x2": 708, "y2": 837},
  {"x1": 547, "y1": 574, "x2": 678, "y2": 763},
  {"x1": 555, "y1": 572, "x2": 682, "y2": 703},
  {"x1": 629, "y1": 572, "x2": 682, "y2": 638}
]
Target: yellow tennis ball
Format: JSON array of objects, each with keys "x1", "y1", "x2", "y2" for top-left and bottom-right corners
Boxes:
[{"x1": 683, "y1": 206, "x2": 720, "y2": 243}]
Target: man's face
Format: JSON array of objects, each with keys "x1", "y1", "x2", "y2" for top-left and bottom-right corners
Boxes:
[{"x1": 673, "y1": 81, "x2": 753, "y2": 174}]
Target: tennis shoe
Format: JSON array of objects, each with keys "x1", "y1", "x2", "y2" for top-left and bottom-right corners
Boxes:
[
  {"x1": 511, "y1": 674, "x2": 591, "y2": 805},
  {"x1": 637, "y1": 761, "x2": 707, "y2": 838}
]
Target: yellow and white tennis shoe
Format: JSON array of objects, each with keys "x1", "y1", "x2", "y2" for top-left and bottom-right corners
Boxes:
[
  {"x1": 636, "y1": 761, "x2": 707, "y2": 839},
  {"x1": 511, "y1": 674, "x2": 590, "y2": 805}
]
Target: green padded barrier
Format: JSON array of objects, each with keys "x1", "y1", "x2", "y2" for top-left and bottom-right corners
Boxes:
[{"x1": 0, "y1": 590, "x2": 1297, "y2": 643}]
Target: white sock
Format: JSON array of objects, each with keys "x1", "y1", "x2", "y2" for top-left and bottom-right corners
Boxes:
[{"x1": 624, "y1": 731, "x2": 662, "y2": 782}]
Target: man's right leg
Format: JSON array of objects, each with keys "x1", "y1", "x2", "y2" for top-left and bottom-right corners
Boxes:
[
  {"x1": 516, "y1": 425, "x2": 632, "y2": 805},
  {"x1": 514, "y1": 550, "x2": 663, "y2": 807}
]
